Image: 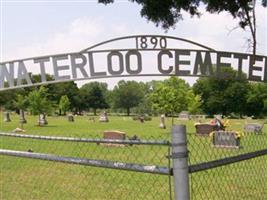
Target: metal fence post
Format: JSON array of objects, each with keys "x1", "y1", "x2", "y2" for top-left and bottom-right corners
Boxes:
[{"x1": 172, "y1": 125, "x2": 190, "y2": 200}]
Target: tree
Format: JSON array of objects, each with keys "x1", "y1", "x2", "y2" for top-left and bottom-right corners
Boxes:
[
  {"x1": 99, "y1": 0, "x2": 266, "y2": 54},
  {"x1": 13, "y1": 94, "x2": 28, "y2": 124},
  {"x1": 79, "y1": 82, "x2": 109, "y2": 115},
  {"x1": 0, "y1": 90, "x2": 16, "y2": 111},
  {"x1": 47, "y1": 81, "x2": 80, "y2": 113},
  {"x1": 246, "y1": 82, "x2": 267, "y2": 117},
  {"x1": 28, "y1": 86, "x2": 52, "y2": 126},
  {"x1": 193, "y1": 67, "x2": 250, "y2": 116},
  {"x1": 58, "y1": 95, "x2": 71, "y2": 115},
  {"x1": 187, "y1": 90, "x2": 202, "y2": 114},
  {"x1": 149, "y1": 77, "x2": 192, "y2": 115},
  {"x1": 112, "y1": 80, "x2": 144, "y2": 116}
]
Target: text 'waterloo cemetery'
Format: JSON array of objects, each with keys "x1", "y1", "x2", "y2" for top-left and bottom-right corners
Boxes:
[{"x1": 0, "y1": 36, "x2": 266, "y2": 91}]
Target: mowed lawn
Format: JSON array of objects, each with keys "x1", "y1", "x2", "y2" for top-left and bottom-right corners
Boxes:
[{"x1": 0, "y1": 113, "x2": 266, "y2": 199}]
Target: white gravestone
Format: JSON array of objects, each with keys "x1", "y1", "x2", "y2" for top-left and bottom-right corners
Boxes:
[{"x1": 159, "y1": 115, "x2": 166, "y2": 129}]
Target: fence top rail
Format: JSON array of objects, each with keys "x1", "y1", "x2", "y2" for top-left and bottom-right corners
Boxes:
[
  {"x1": 0, "y1": 149, "x2": 170, "y2": 175},
  {"x1": 0, "y1": 132, "x2": 170, "y2": 146}
]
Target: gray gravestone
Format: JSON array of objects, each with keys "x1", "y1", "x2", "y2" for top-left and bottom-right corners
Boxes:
[
  {"x1": 178, "y1": 111, "x2": 190, "y2": 120},
  {"x1": 67, "y1": 114, "x2": 74, "y2": 122},
  {"x1": 19, "y1": 109, "x2": 27, "y2": 124},
  {"x1": 159, "y1": 114, "x2": 166, "y2": 129},
  {"x1": 4, "y1": 112, "x2": 11, "y2": 122},
  {"x1": 244, "y1": 123, "x2": 262, "y2": 134},
  {"x1": 139, "y1": 115, "x2": 144, "y2": 123},
  {"x1": 214, "y1": 114, "x2": 222, "y2": 120},
  {"x1": 38, "y1": 114, "x2": 48, "y2": 126},
  {"x1": 212, "y1": 131, "x2": 240, "y2": 149},
  {"x1": 99, "y1": 111, "x2": 109, "y2": 122}
]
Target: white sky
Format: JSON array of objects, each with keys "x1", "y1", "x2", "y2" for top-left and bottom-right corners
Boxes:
[{"x1": 0, "y1": 0, "x2": 266, "y2": 88}]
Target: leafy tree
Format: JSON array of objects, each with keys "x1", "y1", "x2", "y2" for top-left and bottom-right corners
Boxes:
[
  {"x1": 28, "y1": 86, "x2": 52, "y2": 125},
  {"x1": 13, "y1": 94, "x2": 28, "y2": 111},
  {"x1": 0, "y1": 90, "x2": 16, "y2": 110},
  {"x1": 246, "y1": 82, "x2": 267, "y2": 117},
  {"x1": 193, "y1": 67, "x2": 249, "y2": 116},
  {"x1": 112, "y1": 80, "x2": 144, "y2": 116},
  {"x1": 99, "y1": 0, "x2": 266, "y2": 54},
  {"x1": 13, "y1": 94, "x2": 29, "y2": 125},
  {"x1": 47, "y1": 81, "x2": 80, "y2": 112},
  {"x1": 149, "y1": 77, "x2": 191, "y2": 115},
  {"x1": 59, "y1": 95, "x2": 71, "y2": 115},
  {"x1": 187, "y1": 90, "x2": 202, "y2": 114},
  {"x1": 80, "y1": 82, "x2": 109, "y2": 115}
]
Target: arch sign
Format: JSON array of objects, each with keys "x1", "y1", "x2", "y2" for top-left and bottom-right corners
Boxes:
[{"x1": 0, "y1": 35, "x2": 266, "y2": 91}]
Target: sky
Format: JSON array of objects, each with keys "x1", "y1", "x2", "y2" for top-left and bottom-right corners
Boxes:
[{"x1": 0, "y1": 0, "x2": 267, "y2": 88}]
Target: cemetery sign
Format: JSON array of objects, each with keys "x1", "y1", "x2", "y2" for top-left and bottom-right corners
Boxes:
[{"x1": 1, "y1": 35, "x2": 266, "y2": 91}]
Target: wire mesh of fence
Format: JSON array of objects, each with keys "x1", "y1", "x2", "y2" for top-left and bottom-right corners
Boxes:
[
  {"x1": 0, "y1": 114, "x2": 174, "y2": 200},
  {"x1": 187, "y1": 126, "x2": 267, "y2": 200},
  {"x1": 1, "y1": 113, "x2": 267, "y2": 200},
  {"x1": 0, "y1": 133, "x2": 172, "y2": 200}
]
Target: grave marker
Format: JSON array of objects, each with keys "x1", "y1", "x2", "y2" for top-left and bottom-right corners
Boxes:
[
  {"x1": 244, "y1": 123, "x2": 263, "y2": 134},
  {"x1": 67, "y1": 114, "x2": 74, "y2": 122},
  {"x1": 4, "y1": 112, "x2": 11, "y2": 122},
  {"x1": 99, "y1": 111, "x2": 109, "y2": 122},
  {"x1": 159, "y1": 114, "x2": 166, "y2": 129},
  {"x1": 178, "y1": 111, "x2": 190, "y2": 120},
  {"x1": 212, "y1": 131, "x2": 240, "y2": 149},
  {"x1": 102, "y1": 131, "x2": 126, "y2": 147},
  {"x1": 19, "y1": 110, "x2": 27, "y2": 124},
  {"x1": 38, "y1": 114, "x2": 48, "y2": 126}
]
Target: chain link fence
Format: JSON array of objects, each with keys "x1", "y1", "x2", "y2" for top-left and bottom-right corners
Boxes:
[
  {"x1": 187, "y1": 128, "x2": 267, "y2": 200},
  {"x1": 0, "y1": 114, "x2": 267, "y2": 200},
  {"x1": 0, "y1": 132, "x2": 172, "y2": 200}
]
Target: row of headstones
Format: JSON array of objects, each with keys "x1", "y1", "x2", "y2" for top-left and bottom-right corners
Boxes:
[
  {"x1": 69, "y1": 112, "x2": 167, "y2": 129},
  {"x1": 3, "y1": 111, "x2": 27, "y2": 123},
  {"x1": 3, "y1": 112, "x2": 48, "y2": 126},
  {"x1": 3, "y1": 111, "x2": 263, "y2": 133}
]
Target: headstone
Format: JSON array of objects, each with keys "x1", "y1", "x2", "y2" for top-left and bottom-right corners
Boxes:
[
  {"x1": 104, "y1": 131, "x2": 126, "y2": 140},
  {"x1": 4, "y1": 112, "x2": 11, "y2": 122},
  {"x1": 178, "y1": 111, "x2": 190, "y2": 120},
  {"x1": 212, "y1": 131, "x2": 240, "y2": 149},
  {"x1": 38, "y1": 114, "x2": 48, "y2": 126},
  {"x1": 99, "y1": 111, "x2": 109, "y2": 122},
  {"x1": 244, "y1": 123, "x2": 262, "y2": 134},
  {"x1": 139, "y1": 115, "x2": 144, "y2": 123},
  {"x1": 19, "y1": 109, "x2": 27, "y2": 124},
  {"x1": 214, "y1": 114, "x2": 222, "y2": 120},
  {"x1": 159, "y1": 114, "x2": 166, "y2": 129},
  {"x1": 67, "y1": 114, "x2": 74, "y2": 122},
  {"x1": 103, "y1": 130, "x2": 126, "y2": 147},
  {"x1": 195, "y1": 123, "x2": 220, "y2": 136}
]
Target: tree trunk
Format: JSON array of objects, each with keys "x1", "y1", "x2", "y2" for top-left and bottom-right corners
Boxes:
[
  {"x1": 127, "y1": 107, "x2": 130, "y2": 116},
  {"x1": 19, "y1": 109, "x2": 27, "y2": 124},
  {"x1": 38, "y1": 114, "x2": 41, "y2": 126},
  {"x1": 94, "y1": 108, "x2": 97, "y2": 116},
  {"x1": 244, "y1": 0, "x2": 256, "y2": 60}
]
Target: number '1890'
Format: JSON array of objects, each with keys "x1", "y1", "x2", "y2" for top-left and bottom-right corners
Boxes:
[{"x1": 136, "y1": 36, "x2": 167, "y2": 49}]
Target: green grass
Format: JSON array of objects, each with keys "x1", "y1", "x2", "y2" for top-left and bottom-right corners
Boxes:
[{"x1": 0, "y1": 113, "x2": 266, "y2": 199}]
